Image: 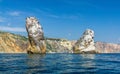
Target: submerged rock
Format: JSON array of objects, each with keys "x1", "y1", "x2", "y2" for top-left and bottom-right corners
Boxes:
[
  {"x1": 73, "y1": 29, "x2": 98, "y2": 53},
  {"x1": 26, "y1": 17, "x2": 46, "y2": 54}
]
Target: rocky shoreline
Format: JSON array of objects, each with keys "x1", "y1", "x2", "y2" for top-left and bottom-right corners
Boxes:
[{"x1": 0, "y1": 31, "x2": 120, "y2": 53}]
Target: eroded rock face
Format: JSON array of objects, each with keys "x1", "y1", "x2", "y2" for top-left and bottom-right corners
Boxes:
[
  {"x1": 26, "y1": 17, "x2": 46, "y2": 54},
  {"x1": 73, "y1": 29, "x2": 97, "y2": 53}
]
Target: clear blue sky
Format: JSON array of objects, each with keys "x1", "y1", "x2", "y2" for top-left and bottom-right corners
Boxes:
[{"x1": 0, "y1": 0, "x2": 120, "y2": 43}]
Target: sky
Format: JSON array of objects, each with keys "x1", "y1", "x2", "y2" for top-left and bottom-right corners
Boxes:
[{"x1": 0, "y1": 0, "x2": 120, "y2": 43}]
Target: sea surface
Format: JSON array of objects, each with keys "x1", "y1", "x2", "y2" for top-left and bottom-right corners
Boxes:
[{"x1": 0, "y1": 53, "x2": 120, "y2": 74}]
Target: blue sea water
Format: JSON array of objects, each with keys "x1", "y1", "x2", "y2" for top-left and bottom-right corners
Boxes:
[{"x1": 0, "y1": 53, "x2": 120, "y2": 74}]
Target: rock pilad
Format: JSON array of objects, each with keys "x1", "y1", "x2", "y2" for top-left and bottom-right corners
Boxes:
[
  {"x1": 26, "y1": 17, "x2": 46, "y2": 54},
  {"x1": 73, "y1": 29, "x2": 97, "y2": 53}
]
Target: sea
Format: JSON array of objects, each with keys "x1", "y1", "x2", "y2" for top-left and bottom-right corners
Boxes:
[{"x1": 0, "y1": 53, "x2": 120, "y2": 74}]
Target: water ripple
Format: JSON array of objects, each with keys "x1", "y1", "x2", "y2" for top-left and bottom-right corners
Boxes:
[{"x1": 0, "y1": 53, "x2": 120, "y2": 74}]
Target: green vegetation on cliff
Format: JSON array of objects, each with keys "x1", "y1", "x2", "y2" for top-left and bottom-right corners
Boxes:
[{"x1": 0, "y1": 31, "x2": 28, "y2": 41}]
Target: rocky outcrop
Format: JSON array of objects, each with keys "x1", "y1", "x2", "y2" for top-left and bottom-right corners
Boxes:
[
  {"x1": 95, "y1": 42, "x2": 120, "y2": 53},
  {"x1": 73, "y1": 29, "x2": 98, "y2": 53},
  {"x1": 26, "y1": 17, "x2": 46, "y2": 54},
  {"x1": 0, "y1": 31, "x2": 28, "y2": 53}
]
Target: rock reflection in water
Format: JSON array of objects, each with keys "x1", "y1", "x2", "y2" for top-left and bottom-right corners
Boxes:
[
  {"x1": 81, "y1": 54, "x2": 95, "y2": 59},
  {"x1": 26, "y1": 54, "x2": 46, "y2": 73},
  {"x1": 25, "y1": 54, "x2": 96, "y2": 73},
  {"x1": 81, "y1": 54, "x2": 96, "y2": 68}
]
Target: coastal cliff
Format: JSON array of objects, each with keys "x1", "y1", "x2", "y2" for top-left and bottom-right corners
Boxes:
[
  {"x1": 0, "y1": 31, "x2": 73, "y2": 53},
  {"x1": 0, "y1": 31, "x2": 120, "y2": 53},
  {"x1": 0, "y1": 17, "x2": 120, "y2": 54},
  {"x1": 0, "y1": 31, "x2": 28, "y2": 53},
  {"x1": 95, "y1": 42, "x2": 120, "y2": 53}
]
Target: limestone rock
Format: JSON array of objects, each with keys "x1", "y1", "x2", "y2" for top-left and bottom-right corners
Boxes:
[
  {"x1": 73, "y1": 29, "x2": 97, "y2": 53},
  {"x1": 26, "y1": 17, "x2": 46, "y2": 54}
]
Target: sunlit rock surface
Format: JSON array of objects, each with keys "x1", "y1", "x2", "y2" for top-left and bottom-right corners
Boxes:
[
  {"x1": 73, "y1": 29, "x2": 98, "y2": 53},
  {"x1": 0, "y1": 31, "x2": 27, "y2": 53},
  {"x1": 26, "y1": 17, "x2": 46, "y2": 54}
]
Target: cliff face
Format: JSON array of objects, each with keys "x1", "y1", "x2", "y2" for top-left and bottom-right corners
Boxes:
[
  {"x1": 95, "y1": 42, "x2": 120, "y2": 53},
  {"x1": 0, "y1": 31, "x2": 73, "y2": 53},
  {"x1": 0, "y1": 31, "x2": 28, "y2": 53}
]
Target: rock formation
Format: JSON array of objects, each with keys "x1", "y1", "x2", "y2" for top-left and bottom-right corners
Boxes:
[
  {"x1": 1, "y1": 17, "x2": 120, "y2": 53},
  {"x1": 1, "y1": 31, "x2": 120, "y2": 53},
  {"x1": 26, "y1": 17, "x2": 46, "y2": 54},
  {"x1": 73, "y1": 29, "x2": 97, "y2": 53}
]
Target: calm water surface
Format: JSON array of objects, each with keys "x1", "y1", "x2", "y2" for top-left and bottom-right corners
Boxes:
[{"x1": 0, "y1": 53, "x2": 120, "y2": 74}]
